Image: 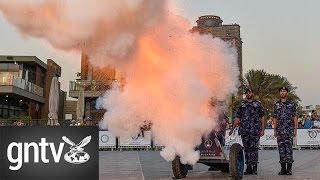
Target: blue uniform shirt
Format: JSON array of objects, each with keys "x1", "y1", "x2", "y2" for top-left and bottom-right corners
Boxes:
[
  {"x1": 273, "y1": 101, "x2": 297, "y2": 136},
  {"x1": 304, "y1": 119, "x2": 313, "y2": 129},
  {"x1": 236, "y1": 100, "x2": 265, "y2": 136}
]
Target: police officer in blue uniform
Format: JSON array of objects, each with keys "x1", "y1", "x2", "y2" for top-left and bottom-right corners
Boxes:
[
  {"x1": 273, "y1": 87, "x2": 298, "y2": 175},
  {"x1": 229, "y1": 88, "x2": 265, "y2": 175}
]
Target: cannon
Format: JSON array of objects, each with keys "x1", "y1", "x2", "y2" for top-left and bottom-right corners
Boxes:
[{"x1": 172, "y1": 132, "x2": 244, "y2": 180}]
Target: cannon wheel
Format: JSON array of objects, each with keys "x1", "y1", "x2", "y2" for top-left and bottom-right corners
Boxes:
[
  {"x1": 229, "y1": 143, "x2": 244, "y2": 179},
  {"x1": 172, "y1": 156, "x2": 188, "y2": 179}
]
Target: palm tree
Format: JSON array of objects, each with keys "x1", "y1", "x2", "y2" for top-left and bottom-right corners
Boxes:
[{"x1": 229, "y1": 69, "x2": 301, "y2": 118}]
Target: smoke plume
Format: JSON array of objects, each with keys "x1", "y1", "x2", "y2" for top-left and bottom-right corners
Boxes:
[{"x1": 0, "y1": 0, "x2": 239, "y2": 164}]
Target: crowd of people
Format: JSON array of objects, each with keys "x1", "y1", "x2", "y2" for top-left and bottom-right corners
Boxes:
[
  {"x1": 224, "y1": 111, "x2": 320, "y2": 130},
  {"x1": 69, "y1": 117, "x2": 101, "y2": 127},
  {"x1": 264, "y1": 110, "x2": 320, "y2": 129},
  {"x1": 0, "y1": 117, "x2": 98, "y2": 127}
]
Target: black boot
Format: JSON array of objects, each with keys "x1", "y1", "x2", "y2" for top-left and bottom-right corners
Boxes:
[
  {"x1": 244, "y1": 164, "x2": 253, "y2": 175},
  {"x1": 278, "y1": 163, "x2": 286, "y2": 175},
  {"x1": 286, "y1": 163, "x2": 292, "y2": 175},
  {"x1": 252, "y1": 164, "x2": 257, "y2": 175}
]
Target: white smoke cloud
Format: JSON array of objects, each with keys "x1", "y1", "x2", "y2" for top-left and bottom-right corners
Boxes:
[
  {"x1": 96, "y1": 13, "x2": 240, "y2": 164},
  {"x1": 0, "y1": 0, "x2": 239, "y2": 164},
  {"x1": 0, "y1": 0, "x2": 165, "y2": 65}
]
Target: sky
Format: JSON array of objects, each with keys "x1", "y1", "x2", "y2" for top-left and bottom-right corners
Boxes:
[{"x1": 0, "y1": 0, "x2": 319, "y2": 106}]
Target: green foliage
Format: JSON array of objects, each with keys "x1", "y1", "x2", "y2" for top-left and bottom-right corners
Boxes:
[
  {"x1": 8, "y1": 115, "x2": 32, "y2": 125},
  {"x1": 38, "y1": 118, "x2": 48, "y2": 126},
  {"x1": 229, "y1": 69, "x2": 301, "y2": 119},
  {"x1": 8, "y1": 115, "x2": 32, "y2": 120}
]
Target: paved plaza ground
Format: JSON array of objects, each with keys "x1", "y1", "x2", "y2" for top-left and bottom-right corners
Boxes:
[{"x1": 99, "y1": 150, "x2": 320, "y2": 180}]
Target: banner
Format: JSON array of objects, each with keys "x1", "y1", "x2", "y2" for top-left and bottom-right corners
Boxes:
[
  {"x1": 99, "y1": 131, "x2": 116, "y2": 148},
  {"x1": 119, "y1": 131, "x2": 152, "y2": 147},
  {"x1": 259, "y1": 129, "x2": 277, "y2": 146},
  {"x1": 297, "y1": 129, "x2": 320, "y2": 146},
  {"x1": 197, "y1": 132, "x2": 225, "y2": 160}
]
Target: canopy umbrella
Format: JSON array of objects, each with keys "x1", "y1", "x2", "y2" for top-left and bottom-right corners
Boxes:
[
  {"x1": 76, "y1": 86, "x2": 85, "y2": 125},
  {"x1": 25, "y1": 70, "x2": 29, "y2": 82},
  {"x1": 47, "y1": 77, "x2": 59, "y2": 126},
  {"x1": 25, "y1": 70, "x2": 29, "y2": 90}
]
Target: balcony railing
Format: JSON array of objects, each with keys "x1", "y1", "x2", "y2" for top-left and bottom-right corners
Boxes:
[
  {"x1": 0, "y1": 77, "x2": 44, "y2": 97},
  {"x1": 69, "y1": 80, "x2": 116, "y2": 92}
]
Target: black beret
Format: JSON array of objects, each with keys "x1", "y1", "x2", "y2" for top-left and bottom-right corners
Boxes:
[
  {"x1": 245, "y1": 88, "x2": 253, "y2": 93},
  {"x1": 278, "y1": 86, "x2": 289, "y2": 92}
]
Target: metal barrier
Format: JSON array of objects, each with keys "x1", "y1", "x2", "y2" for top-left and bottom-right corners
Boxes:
[
  {"x1": 259, "y1": 129, "x2": 278, "y2": 149},
  {"x1": 118, "y1": 131, "x2": 152, "y2": 150},
  {"x1": 296, "y1": 129, "x2": 320, "y2": 149},
  {"x1": 1, "y1": 125, "x2": 317, "y2": 150},
  {"x1": 96, "y1": 129, "x2": 320, "y2": 150},
  {"x1": 99, "y1": 131, "x2": 117, "y2": 150}
]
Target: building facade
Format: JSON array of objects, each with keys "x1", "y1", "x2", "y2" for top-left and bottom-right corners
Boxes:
[
  {"x1": 191, "y1": 15, "x2": 243, "y2": 78},
  {"x1": 302, "y1": 105, "x2": 320, "y2": 116},
  {"x1": 64, "y1": 100, "x2": 77, "y2": 121},
  {"x1": 69, "y1": 54, "x2": 125, "y2": 122},
  {"x1": 0, "y1": 55, "x2": 65, "y2": 120}
]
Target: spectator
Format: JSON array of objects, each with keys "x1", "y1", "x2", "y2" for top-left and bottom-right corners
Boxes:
[
  {"x1": 303, "y1": 116, "x2": 313, "y2": 129},
  {"x1": 85, "y1": 117, "x2": 92, "y2": 126},
  {"x1": 270, "y1": 119, "x2": 275, "y2": 128},
  {"x1": 139, "y1": 120, "x2": 151, "y2": 137},
  {"x1": 70, "y1": 119, "x2": 77, "y2": 126},
  {"x1": 313, "y1": 115, "x2": 320, "y2": 129},
  {"x1": 265, "y1": 120, "x2": 269, "y2": 129},
  {"x1": 83, "y1": 117, "x2": 91, "y2": 126},
  {"x1": 302, "y1": 115, "x2": 307, "y2": 126},
  {"x1": 15, "y1": 120, "x2": 24, "y2": 126},
  {"x1": 266, "y1": 118, "x2": 273, "y2": 129},
  {"x1": 298, "y1": 116, "x2": 303, "y2": 128},
  {"x1": 311, "y1": 110, "x2": 317, "y2": 120}
]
